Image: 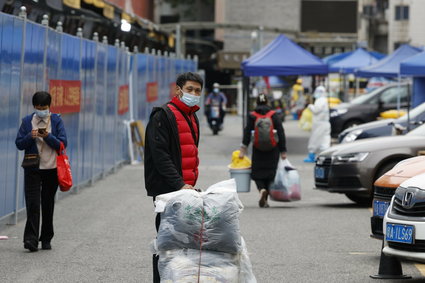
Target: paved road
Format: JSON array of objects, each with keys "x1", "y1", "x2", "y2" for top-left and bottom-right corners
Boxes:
[{"x1": 0, "y1": 114, "x2": 423, "y2": 282}]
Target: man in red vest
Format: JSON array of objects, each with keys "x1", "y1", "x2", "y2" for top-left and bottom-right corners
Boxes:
[{"x1": 144, "y1": 72, "x2": 203, "y2": 283}]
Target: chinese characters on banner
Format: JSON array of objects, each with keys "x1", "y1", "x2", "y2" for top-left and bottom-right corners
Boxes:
[
  {"x1": 118, "y1": 85, "x2": 129, "y2": 115},
  {"x1": 146, "y1": 82, "x2": 158, "y2": 102},
  {"x1": 169, "y1": 82, "x2": 177, "y2": 99},
  {"x1": 49, "y1": 80, "x2": 81, "y2": 113}
]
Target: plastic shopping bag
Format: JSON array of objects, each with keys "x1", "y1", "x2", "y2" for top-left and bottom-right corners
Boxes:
[
  {"x1": 298, "y1": 108, "x2": 312, "y2": 131},
  {"x1": 269, "y1": 159, "x2": 301, "y2": 201},
  {"x1": 229, "y1": 150, "x2": 251, "y2": 169},
  {"x1": 56, "y1": 142, "x2": 73, "y2": 192}
]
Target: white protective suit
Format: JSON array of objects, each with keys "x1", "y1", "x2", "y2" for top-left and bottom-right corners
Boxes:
[{"x1": 307, "y1": 86, "x2": 331, "y2": 154}]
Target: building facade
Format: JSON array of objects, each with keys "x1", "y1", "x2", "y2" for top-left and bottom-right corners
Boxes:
[{"x1": 215, "y1": 0, "x2": 358, "y2": 58}]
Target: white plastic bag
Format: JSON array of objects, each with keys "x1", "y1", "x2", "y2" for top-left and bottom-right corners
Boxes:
[
  {"x1": 155, "y1": 179, "x2": 244, "y2": 254},
  {"x1": 269, "y1": 159, "x2": 301, "y2": 201},
  {"x1": 157, "y1": 237, "x2": 257, "y2": 283}
]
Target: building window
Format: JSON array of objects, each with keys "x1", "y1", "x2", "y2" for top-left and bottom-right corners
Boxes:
[
  {"x1": 363, "y1": 5, "x2": 374, "y2": 16},
  {"x1": 394, "y1": 42, "x2": 408, "y2": 50},
  {"x1": 395, "y1": 5, "x2": 409, "y2": 20}
]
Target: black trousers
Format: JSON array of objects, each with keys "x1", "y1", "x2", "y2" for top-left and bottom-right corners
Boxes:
[
  {"x1": 254, "y1": 178, "x2": 273, "y2": 191},
  {"x1": 153, "y1": 213, "x2": 161, "y2": 283},
  {"x1": 24, "y1": 168, "x2": 58, "y2": 245}
]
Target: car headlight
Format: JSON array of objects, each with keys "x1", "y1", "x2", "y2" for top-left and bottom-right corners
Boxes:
[
  {"x1": 341, "y1": 129, "x2": 363, "y2": 143},
  {"x1": 334, "y1": 152, "x2": 369, "y2": 163},
  {"x1": 330, "y1": 108, "x2": 348, "y2": 118}
]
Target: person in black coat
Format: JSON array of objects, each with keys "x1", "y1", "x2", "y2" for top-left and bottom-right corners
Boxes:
[
  {"x1": 144, "y1": 72, "x2": 204, "y2": 283},
  {"x1": 239, "y1": 93, "x2": 287, "y2": 208}
]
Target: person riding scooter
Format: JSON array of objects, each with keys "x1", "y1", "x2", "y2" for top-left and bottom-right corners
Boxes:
[{"x1": 205, "y1": 83, "x2": 228, "y2": 135}]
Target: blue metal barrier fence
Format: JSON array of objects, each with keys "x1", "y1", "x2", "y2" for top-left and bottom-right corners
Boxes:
[{"x1": 0, "y1": 10, "x2": 197, "y2": 225}]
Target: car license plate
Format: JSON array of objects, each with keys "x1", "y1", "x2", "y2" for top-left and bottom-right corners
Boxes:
[
  {"x1": 315, "y1": 167, "x2": 325, "y2": 179},
  {"x1": 386, "y1": 223, "x2": 414, "y2": 244},
  {"x1": 373, "y1": 200, "x2": 390, "y2": 217}
]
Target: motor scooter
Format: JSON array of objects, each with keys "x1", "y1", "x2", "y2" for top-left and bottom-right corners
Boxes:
[{"x1": 208, "y1": 105, "x2": 221, "y2": 135}]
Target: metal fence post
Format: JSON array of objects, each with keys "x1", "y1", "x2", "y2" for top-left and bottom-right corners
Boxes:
[
  {"x1": 90, "y1": 32, "x2": 99, "y2": 186},
  {"x1": 75, "y1": 27, "x2": 83, "y2": 192},
  {"x1": 113, "y1": 39, "x2": 119, "y2": 172},
  {"x1": 144, "y1": 47, "x2": 149, "y2": 121},
  {"x1": 41, "y1": 15, "x2": 49, "y2": 91},
  {"x1": 102, "y1": 35, "x2": 108, "y2": 178},
  {"x1": 13, "y1": 6, "x2": 28, "y2": 225}
]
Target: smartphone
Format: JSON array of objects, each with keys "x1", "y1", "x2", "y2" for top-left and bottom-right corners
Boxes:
[{"x1": 38, "y1": 128, "x2": 46, "y2": 134}]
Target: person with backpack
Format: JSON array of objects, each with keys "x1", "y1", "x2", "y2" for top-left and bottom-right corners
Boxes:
[{"x1": 238, "y1": 93, "x2": 287, "y2": 208}]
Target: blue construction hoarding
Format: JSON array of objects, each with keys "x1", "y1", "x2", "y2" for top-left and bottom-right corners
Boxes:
[{"x1": 0, "y1": 12, "x2": 197, "y2": 224}]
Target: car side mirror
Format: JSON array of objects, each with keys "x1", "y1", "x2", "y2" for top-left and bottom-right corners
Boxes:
[
  {"x1": 378, "y1": 100, "x2": 384, "y2": 109},
  {"x1": 392, "y1": 123, "x2": 406, "y2": 135}
]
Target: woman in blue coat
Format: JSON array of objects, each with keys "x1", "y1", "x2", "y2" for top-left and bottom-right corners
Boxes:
[{"x1": 15, "y1": 91, "x2": 67, "y2": 252}]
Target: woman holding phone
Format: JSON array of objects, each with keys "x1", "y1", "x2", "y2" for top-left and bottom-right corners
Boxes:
[{"x1": 15, "y1": 91, "x2": 68, "y2": 252}]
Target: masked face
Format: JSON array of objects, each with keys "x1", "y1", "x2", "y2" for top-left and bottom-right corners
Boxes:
[
  {"x1": 213, "y1": 88, "x2": 219, "y2": 93},
  {"x1": 34, "y1": 106, "x2": 50, "y2": 118},
  {"x1": 180, "y1": 91, "x2": 200, "y2": 107},
  {"x1": 177, "y1": 80, "x2": 202, "y2": 107}
]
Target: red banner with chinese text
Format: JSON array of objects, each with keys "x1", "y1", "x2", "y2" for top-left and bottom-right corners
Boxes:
[
  {"x1": 118, "y1": 85, "x2": 129, "y2": 115},
  {"x1": 169, "y1": 82, "x2": 176, "y2": 99},
  {"x1": 146, "y1": 82, "x2": 158, "y2": 102},
  {"x1": 49, "y1": 80, "x2": 81, "y2": 113}
]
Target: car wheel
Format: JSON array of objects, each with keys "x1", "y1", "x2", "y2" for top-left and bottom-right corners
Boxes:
[{"x1": 342, "y1": 120, "x2": 362, "y2": 131}]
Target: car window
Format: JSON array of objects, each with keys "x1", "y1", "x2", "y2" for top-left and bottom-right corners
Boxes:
[
  {"x1": 380, "y1": 86, "x2": 409, "y2": 104},
  {"x1": 398, "y1": 102, "x2": 425, "y2": 122},
  {"x1": 406, "y1": 123, "x2": 425, "y2": 136},
  {"x1": 350, "y1": 88, "x2": 382, "y2": 104}
]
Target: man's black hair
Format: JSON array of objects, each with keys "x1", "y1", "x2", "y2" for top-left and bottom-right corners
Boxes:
[
  {"x1": 176, "y1": 72, "x2": 203, "y2": 89},
  {"x1": 32, "y1": 91, "x2": 52, "y2": 106}
]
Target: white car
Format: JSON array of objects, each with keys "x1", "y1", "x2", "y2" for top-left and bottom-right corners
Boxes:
[{"x1": 383, "y1": 173, "x2": 425, "y2": 263}]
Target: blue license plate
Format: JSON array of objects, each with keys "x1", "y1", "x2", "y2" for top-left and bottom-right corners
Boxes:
[
  {"x1": 315, "y1": 167, "x2": 325, "y2": 179},
  {"x1": 386, "y1": 223, "x2": 414, "y2": 244},
  {"x1": 373, "y1": 200, "x2": 390, "y2": 217}
]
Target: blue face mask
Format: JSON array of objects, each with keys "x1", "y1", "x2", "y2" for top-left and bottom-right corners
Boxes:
[
  {"x1": 35, "y1": 109, "x2": 50, "y2": 118},
  {"x1": 213, "y1": 88, "x2": 219, "y2": 93},
  {"x1": 180, "y1": 91, "x2": 200, "y2": 107}
]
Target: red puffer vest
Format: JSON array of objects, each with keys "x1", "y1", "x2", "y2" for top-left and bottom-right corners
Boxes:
[{"x1": 167, "y1": 97, "x2": 200, "y2": 186}]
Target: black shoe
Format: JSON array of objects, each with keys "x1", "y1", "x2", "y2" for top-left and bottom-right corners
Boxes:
[
  {"x1": 24, "y1": 241, "x2": 38, "y2": 252},
  {"x1": 41, "y1": 242, "x2": 51, "y2": 250},
  {"x1": 259, "y1": 189, "x2": 268, "y2": 208}
]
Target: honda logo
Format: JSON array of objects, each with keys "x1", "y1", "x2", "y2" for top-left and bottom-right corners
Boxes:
[{"x1": 402, "y1": 191, "x2": 415, "y2": 209}]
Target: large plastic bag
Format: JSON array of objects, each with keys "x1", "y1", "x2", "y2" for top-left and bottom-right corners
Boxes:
[
  {"x1": 155, "y1": 179, "x2": 244, "y2": 254},
  {"x1": 269, "y1": 159, "x2": 301, "y2": 201},
  {"x1": 158, "y1": 237, "x2": 256, "y2": 283},
  {"x1": 229, "y1": 150, "x2": 251, "y2": 169},
  {"x1": 298, "y1": 108, "x2": 312, "y2": 131}
]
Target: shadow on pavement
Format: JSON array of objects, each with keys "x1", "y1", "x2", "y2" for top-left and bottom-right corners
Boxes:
[{"x1": 319, "y1": 203, "x2": 370, "y2": 209}]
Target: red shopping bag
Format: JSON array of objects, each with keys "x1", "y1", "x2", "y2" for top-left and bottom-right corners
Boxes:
[{"x1": 56, "y1": 142, "x2": 73, "y2": 192}]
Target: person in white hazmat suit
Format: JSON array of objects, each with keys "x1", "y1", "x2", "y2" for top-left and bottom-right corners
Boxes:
[{"x1": 303, "y1": 86, "x2": 331, "y2": 162}]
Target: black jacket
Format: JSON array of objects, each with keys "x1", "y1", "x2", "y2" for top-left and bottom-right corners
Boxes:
[
  {"x1": 144, "y1": 104, "x2": 199, "y2": 197},
  {"x1": 242, "y1": 105, "x2": 287, "y2": 180}
]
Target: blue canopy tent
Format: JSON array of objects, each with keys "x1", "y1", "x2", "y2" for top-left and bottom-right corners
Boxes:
[
  {"x1": 329, "y1": 48, "x2": 379, "y2": 74},
  {"x1": 357, "y1": 45, "x2": 421, "y2": 77},
  {"x1": 401, "y1": 51, "x2": 425, "y2": 107},
  {"x1": 323, "y1": 50, "x2": 385, "y2": 66},
  {"x1": 241, "y1": 34, "x2": 328, "y2": 126},
  {"x1": 242, "y1": 34, "x2": 328, "y2": 76}
]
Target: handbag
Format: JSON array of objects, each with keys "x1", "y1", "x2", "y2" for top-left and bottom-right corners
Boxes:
[
  {"x1": 21, "y1": 154, "x2": 40, "y2": 168},
  {"x1": 56, "y1": 142, "x2": 73, "y2": 192},
  {"x1": 21, "y1": 118, "x2": 50, "y2": 169}
]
